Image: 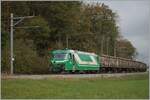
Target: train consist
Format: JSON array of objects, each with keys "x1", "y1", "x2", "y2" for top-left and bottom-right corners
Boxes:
[{"x1": 49, "y1": 49, "x2": 147, "y2": 73}]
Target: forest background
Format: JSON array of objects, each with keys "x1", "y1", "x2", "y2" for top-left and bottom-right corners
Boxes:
[{"x1": 2, "y1": 1, "x2": 136, "y2": 74}]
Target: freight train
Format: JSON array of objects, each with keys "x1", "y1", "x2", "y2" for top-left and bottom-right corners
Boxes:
[{"x1": 49, "y1": 49, "x2": 147, "y2": 73}]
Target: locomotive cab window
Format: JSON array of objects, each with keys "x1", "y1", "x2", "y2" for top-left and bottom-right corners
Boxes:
[{"x1": 53, "y1": 53, "x2": 67, "y2": 59}]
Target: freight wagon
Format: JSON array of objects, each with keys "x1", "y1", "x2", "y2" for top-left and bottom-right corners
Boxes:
[
  {"x1": 101, "y1": 55, "x2": 147, "y2": 73},
  {"x1": 49, "y1": 49, "x2": 147, "y2": 73}
]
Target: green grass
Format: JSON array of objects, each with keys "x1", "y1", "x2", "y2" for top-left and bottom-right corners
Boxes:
[{"x1": 2, "y1": 74, "x2": 149, "y2": 99}]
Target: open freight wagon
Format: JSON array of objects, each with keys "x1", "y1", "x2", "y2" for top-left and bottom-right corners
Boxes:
[{"x1": 101, "y1": 55, "x2": 147, "y2": 72}]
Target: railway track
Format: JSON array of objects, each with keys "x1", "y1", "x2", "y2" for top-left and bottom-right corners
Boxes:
[{"x1": 2, "y1": 72, "x2": 148, "y2": 79}]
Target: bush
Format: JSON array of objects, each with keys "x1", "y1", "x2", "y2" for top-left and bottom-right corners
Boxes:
[{"x1": 12, "y1": 39, "x2": 49, "y2": 74}]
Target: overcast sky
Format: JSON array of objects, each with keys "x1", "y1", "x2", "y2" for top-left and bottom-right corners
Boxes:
[{"x1": 86, "y1": 0, "x2": 150, "y2": 65}]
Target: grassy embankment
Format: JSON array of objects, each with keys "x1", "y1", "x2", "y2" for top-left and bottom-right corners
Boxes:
[{"x1": 2, "y1": 73, "x2": 149, "y2": 99}]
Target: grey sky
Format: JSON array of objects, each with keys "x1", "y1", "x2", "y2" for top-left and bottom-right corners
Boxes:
[{"x1": 86, "y1": 0, "x2": 150, "y2": 65}]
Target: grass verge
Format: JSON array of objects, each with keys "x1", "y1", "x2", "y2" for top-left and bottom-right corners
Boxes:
[{"x1": 1, "y1": 73, "x2": 149, "y2": 99}]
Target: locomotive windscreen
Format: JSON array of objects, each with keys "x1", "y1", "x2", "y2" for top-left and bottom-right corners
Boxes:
[{"x1": 53, "y1": 53, "x2": 67, "y2": 59}]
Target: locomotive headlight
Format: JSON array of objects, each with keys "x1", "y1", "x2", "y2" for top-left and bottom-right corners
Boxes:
[{"x1": 51, "y1": 60, "x2": 55, "y2": 64}]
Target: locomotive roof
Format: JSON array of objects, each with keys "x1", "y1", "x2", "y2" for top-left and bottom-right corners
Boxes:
[{"x1": 51, "y1": 49, "x2": 97, "y2": 56}]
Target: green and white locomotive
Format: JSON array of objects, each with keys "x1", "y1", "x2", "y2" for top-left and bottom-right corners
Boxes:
[
  {"x1": 49, "y1": 49, "x2": 100, "y2": 73},
  {"x1": 49, "y1": 49, "x2": 147, "y2": 73}
]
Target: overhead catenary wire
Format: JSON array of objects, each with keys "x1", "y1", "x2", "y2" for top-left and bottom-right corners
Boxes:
[{"x1": 2, "y1": 2, "x2": 83, "y2": 7}]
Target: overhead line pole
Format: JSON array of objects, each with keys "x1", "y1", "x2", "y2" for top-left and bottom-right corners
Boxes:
[
  {"x1": 114, "y1": 40, "x2": 116, "y2": 57},
  {"x1": 107, "y1": 37, "x2": 109, "y2": 55},
  {"x1": 66, "y1": 35, "x2": 68, "y2": 48},
  {"x1": 10, "y1": 13, "x2": 36, "y2": 75},
  {"x1": 10, "y1": 13, "x2": 14, "y2": 75}
]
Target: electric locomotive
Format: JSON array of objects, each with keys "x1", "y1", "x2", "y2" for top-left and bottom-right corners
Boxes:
[{"x1": 49, "y1": 49, "x2": 147, "y2": 73}]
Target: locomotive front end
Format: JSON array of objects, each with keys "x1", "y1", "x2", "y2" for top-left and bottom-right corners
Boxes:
[{"x1": 49, "y1": 50, "x2": 69, "y2": 73}]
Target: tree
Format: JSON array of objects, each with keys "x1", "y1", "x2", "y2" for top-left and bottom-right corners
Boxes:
[
  {"x1": 81, "y1": 3, "x2": 119, "y2": 55},
  {"x1": 25, "y1": 16, "x2": 51, "y2": 56},
  {"x1": 116, "y1": 38, "x2": 136, "y2": 59}
]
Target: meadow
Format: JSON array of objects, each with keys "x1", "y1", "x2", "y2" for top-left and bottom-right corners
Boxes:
[{"x1": 1, "y1": 73, "x2": 149, "y2": 99}]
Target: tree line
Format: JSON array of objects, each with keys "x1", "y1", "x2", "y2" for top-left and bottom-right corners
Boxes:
[{"x1": 2, "y1": 1, "x2": 136, "y2": 74}]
